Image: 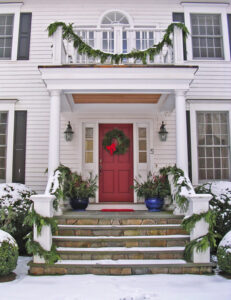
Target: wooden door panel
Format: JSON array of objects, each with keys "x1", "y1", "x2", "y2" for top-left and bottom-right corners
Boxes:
[{"x1": 99, "y1": 124, "x2": 133, "y2": 202}]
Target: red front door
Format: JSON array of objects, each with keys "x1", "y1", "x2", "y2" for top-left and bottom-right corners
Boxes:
[{"x1": 99, "y1": 124, "x2": 133, "y2": 202}]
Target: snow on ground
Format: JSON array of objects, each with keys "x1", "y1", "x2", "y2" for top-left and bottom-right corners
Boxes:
[
  {"x1": 209, "y1": 181, "x2": 231, "y2": 201},
  {"x1": 0, "y1": 183, "x2": 32, "y2": 207},
  {"x1": 0, "y1": 257, "x2": 230, "y2": 300}
]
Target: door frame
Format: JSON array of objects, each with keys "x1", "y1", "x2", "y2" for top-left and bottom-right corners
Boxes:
[{"x1": 81, "y1": 118, "x2": 154, "y2": 203}]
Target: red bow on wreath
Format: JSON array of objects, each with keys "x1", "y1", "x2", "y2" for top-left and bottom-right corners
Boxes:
[{"x1": 106, "y1": 143, "x2": 116, "y2": 155}]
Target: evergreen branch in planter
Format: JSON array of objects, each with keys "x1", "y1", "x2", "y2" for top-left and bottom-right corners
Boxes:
[{"x1": 47, "y1": 21, "x2": 189, "y2": 64}]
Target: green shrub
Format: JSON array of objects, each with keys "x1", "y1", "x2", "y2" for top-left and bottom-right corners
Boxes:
[
  {"x1": 0, "y1": 184, "x2": 35, "y2": 255},
  {"x1": 0, "y1": 230, "x2": 18, "y2": 276},
  {"x1": 217, "y1": 231, "x2": 231, "y2": 274},
  {"x1": 195, "y1": 182, "x2": 231, "y2": 244}
]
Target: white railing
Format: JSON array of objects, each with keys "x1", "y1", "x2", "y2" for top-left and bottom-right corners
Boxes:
[
  {"x1": 168, "y1": 174, "x2": 212, "y2": 263},
  {"x1": 52, "y1": 24, "x2": 184, "y2": 65}
]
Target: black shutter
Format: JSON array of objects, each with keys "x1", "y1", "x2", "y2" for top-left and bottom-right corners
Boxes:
[
  {"x1": 186, "y1": 111, "x2": 192, "y2": 181},
  {"x1": 13, "y1": 111, "x2": 27, "y2": 183},
  {"x1": 228, "y1": 14, "x2": 231, "y2": 59},
  {"x1": 17, "y1": 13, "x2": 32, "y2": 60},
  {"x1": 172, "y1": 12, "x2": 187, "y2": 60}
]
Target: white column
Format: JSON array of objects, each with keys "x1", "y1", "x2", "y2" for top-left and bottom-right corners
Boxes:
[
  {"x1": 175, "y1": 90, "x2": 188, "y2": 175},
  {"x1": 48, "y1": 90, "x2": 61, "y2": 177},
  {"x1": 31, "y1": 195, "x2": 55, "y2": 263},
  {"x1": 173, "y1": 24, "x2": 184, "y2": 64}
]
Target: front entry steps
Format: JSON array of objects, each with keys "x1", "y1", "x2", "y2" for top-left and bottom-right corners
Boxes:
[{"x1": 29, "y1": 211, "x2": 214, "y2": 275}]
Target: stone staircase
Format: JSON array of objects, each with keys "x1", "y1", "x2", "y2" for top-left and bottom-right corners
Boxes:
[{"x1": 29, "y1": 211, "x2": 213, "y2": 275}]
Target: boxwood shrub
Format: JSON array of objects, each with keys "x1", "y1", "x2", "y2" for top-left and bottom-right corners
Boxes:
[
  {"x1": 0, "y1": 230, "x2": 18, "y2": 276},
  {"x1": 217, "y1": 231, "x2": 231, "y2": 274}
]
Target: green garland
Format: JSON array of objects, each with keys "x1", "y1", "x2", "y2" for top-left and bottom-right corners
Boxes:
[
  {"x1": 47, "y1": 21, "x2": 189, "y2": 64},
  {"x1": 25, "y1": 232, "x2": 60, "y2": 265},
  {"x1": 182, "y1": 211, "x2": 219, "y2": 261},
  {"x1": 160, "y1": 165, "x2": 218, "y2": 262},
  {"x1": 160, "y1": 165, "x2": 191, "y2": 212},
  {"x1": 24, "y1": 206, "x2": 60, "y2": 265},
  {"x1": 102, "y1": 128, "x2": 130, "y2": 155}
]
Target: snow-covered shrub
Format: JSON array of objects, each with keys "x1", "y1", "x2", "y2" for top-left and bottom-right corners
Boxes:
[
  {"x1": 0, "y1": 184, "x2": 35, "y2": 254},
  {"x1": 0, "y1": 229, "x2": 18, "y2": 276},
  {"x1": 195, "y1": 182, "x2": 231, "y2": 242},
  {"x1": 217, "y1": 231, "x2": 231, "y2": 274}
]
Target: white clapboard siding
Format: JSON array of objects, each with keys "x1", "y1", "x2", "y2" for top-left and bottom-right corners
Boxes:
[{"x1": 0, "y1": 0, "x2": 231, "y2": 192}]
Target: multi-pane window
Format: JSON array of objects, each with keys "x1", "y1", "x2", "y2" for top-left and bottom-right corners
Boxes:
[
  {"x1": 138, "y1": 128, "x2": 147, "y2": 163},
  {"x1": 136, "y1": 31, "x2": 154, "y2": 50},
  {"x1": 102, "y1": 31, "x2": 114, "y2": 53},
  {"x1": 197, "y1": 112, "x2": 230, "y2": 180},
  {"x1": 85, "y1": 128, "x2": 94, "y2": 163},
  {"x1": 0, "y1": 112, "x2": 8, "y2": 182},
  {"x1": 0, "y1": 14, "x2": 14, "y2": 59},
  {"x1": 191, "y1": 14, "x2": 223, "y2": 59},
  {"x1": 76, "y1": 30, "x2": 95, "y2": 63}
]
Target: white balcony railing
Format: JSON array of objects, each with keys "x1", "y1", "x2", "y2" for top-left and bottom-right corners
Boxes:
[{"x1": 52, "y1": 24, "x2": 184, "y2": 65}]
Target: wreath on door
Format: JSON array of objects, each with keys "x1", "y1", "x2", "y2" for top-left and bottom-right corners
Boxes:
[{"x1": 102, "y1": 128, "x2": 130, "y2": 155}]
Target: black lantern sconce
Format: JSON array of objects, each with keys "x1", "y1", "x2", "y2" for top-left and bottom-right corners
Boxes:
[
  {"x1": 64, "y1": 121, "x2": 74, "y2": 142},
  {"x1": 158, "y1": 121, "x2": 168, "y2": 142}
]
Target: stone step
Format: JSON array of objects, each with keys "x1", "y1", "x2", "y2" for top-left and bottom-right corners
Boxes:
[
  {"x1": 57, "y1": 224, "x2": 187, "y2": 236},
  {"x1": 53, "y1": 234, "x2": 189, "y2": 248},
  {"x1": 29, "y1": 259, "x2": 214, "y2": 275},
  {"x1": 56, "y1": 211, "x2": 183, "y2": 226},
  {"x1": 57, "y1": 246, "x2": 185, "y2": 260}
]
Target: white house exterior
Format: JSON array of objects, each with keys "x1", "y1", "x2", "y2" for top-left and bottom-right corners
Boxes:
[{"x1": 1, "y1": 0, "x2": 231, "y2": 207}]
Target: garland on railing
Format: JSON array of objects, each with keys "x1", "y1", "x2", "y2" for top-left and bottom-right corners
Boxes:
[
  {"x1": 47, "y1": 21, "x2": 189, "y2": 64},
  {"x1": 182, "y1": 211, "x2": 219, "y2": 261},
  {"x1": 160, "y1": 165, "x2": 191, "y2": 212},
  {"x1": 160, "y1": 165, "x2": 218, "y2": 262},
  {"x1": 25, "y1": 232, "x2": 60, "y2": 265},
  {"x1": 24, "y1": 205, "x2": 60, "y2": 265}
]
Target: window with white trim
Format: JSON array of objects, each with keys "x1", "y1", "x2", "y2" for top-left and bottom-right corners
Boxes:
[
  {"x1": 85, "y1": 127, "x2": 94, "y2": 163},
  {"x1": 0, "y1": 112, "x2": 8, "y2": 182},
  {"x1": 190, "y1": 13, "x2": 223, "y2": 59},
  {"x1": 138, "y1": 128, "x2": 147, "y2": 163},
  {"x1": 197, "y1": 111, "x2": 230, "y2": 180},
  {"x1": 0, "y1": 14, "x2": 14, "y2": 59}
]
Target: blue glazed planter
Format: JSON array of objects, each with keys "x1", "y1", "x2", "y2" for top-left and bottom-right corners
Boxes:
[
  {"x1": 70, "y1": 198, "x2": 89, "y2": 211},
  {"x1": 145, "y1": 197, "x2": 164, "y2": 212}
]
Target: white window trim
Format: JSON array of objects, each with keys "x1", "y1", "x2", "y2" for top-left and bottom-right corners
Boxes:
[
  {"x1": 0, "y1": 100, "x2": 17, "y2": 182},
  {"x1": 0, "y1": 3, "x2": 23, "y2": 61},
  {"x1": 181, "y1": 2, "x2": 230, "y2": 61},
  {"x1": 190, "y1": 101, "x2": 231, "y2": 185}
]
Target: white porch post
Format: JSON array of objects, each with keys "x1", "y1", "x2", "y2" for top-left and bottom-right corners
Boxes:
[
  {"x1": 48, "y1": 90, "x2": 61, "y2": 177},
  {"x1": 175, "y1": 90, "x2": 188, "y2": 175}
]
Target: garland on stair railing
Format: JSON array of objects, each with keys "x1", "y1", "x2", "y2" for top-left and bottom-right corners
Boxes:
[
  {"x1": 160, "y1": 165, "x2": 218, "y2": 262},
  {"x1": 47, "y1": 21, "x2": 189, "y2": 64},
  {"x1": 182, "y1": 210, "x2": 218, "y2": 261},
  {"x1": 24, "y1": 207, "x2": 60, "y2": 265},
  {"x1": 160, "y1": 165, "x2": 191, "y2": 212}
]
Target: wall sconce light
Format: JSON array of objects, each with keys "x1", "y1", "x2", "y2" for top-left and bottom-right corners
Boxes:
[
  {"x1": 158, "y1": 121, "x2": 168, "y2": 142},
  {"x1": 64, "y1": 121, "x2": 74, "y2": 142}
]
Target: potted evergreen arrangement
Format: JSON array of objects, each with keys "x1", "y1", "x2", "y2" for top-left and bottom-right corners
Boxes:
[
  {"x1": 133, "y1": 172, "x2": 170, "y2": 211},
  {"x1": 69, "y1": 172, "x2": 98, "y2": 211}
]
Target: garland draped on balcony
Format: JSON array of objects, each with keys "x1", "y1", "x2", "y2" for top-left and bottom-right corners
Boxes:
[{"x1": 47, "y1": 21, "x2": 189, "y2": 64}]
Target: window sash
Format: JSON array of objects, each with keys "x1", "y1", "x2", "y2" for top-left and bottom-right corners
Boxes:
[
  {"x1": 190, "y1": 13, "x2": 224, "y2": 59},
  {"x1": 0, "y1": 14, "x2": 14, "y2": 59},
  {"x1": 197, "y1": 111, "x2": 230, "y2": 180},
  {"x1": 0, "y1": 112, "x2": 8, "y2": 182}
]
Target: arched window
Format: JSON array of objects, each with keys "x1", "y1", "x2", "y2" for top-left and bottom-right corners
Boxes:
[
  {"x1": 101, "y1": 11, "x2": 129, "y2": 26},
  {"x1": 100, "y1": 11, "x2": 130, "y2": 54}
]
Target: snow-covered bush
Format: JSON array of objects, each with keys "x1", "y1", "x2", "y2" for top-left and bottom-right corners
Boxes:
[
  {"x1": 0, "y1": 184, "x2": 35, "y2": 254},
  {"x1": 217, "y1": 231, "x2": 231, "y2": 274},
  {"x1": 195, "y1": 182, "x2": 231, "y2": 242},
  {"x1": 0, "y1": 230, "x2": 18, "y2": 276}
]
